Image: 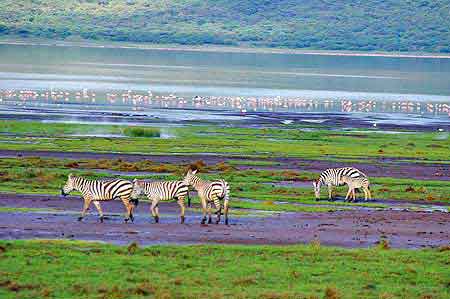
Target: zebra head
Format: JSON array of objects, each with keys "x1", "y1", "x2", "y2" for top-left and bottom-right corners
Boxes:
[
  {"x1": 61, "y1": 173, "x2": 75, "y2": 196},
  {"x1": 131, "y1": 179, "x2": 144, "y2": 199},
  {"x1": 312, "y1": 180, "x2": 321, "y2": 199},
  {"x1": 183, "y1": 168, "x2": 198, "y2": 186}
]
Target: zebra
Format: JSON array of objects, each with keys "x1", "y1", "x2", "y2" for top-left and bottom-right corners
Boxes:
[
  {"x1": 131, "y1": 179, "x2": 189, "y2": 224},
  {"x1": 183, "y1": 169, "x2": 230, "y2": 225},
  {"x1": 341, "y1": 175, "x2": 372, "y2": 202},
  {"x1": 61, "y1": 174, "x2": 136, "y2": 223},
  {"x1": 312, "y1": 167, "x2": 367, "y2": 201}
]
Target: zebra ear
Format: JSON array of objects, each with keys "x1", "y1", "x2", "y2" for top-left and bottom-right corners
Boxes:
[
  {"x1": 133, "y1": 178, "x2": 138, "y2": 183},
  {"x1": 68, "y1": 173, "x2": 73, "y2": 179},
  {"x1": 192, "y1": 169, "x2": 198, "y2": 174}
]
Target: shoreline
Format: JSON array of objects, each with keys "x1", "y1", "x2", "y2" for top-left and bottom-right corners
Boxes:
[{"x1": 1, "y1": 38, "x2": 450, "y2": 59}]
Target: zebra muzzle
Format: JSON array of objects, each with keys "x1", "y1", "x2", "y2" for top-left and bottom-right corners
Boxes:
[{"x1": 61, "y1": 189, "x2": 67, "y2": 197}]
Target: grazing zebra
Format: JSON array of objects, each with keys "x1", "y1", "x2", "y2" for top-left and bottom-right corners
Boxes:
[
  {"x1": 131, "y1": 179, "x2": 189, "y2": 224},
  {"x1": 183, "y1": 169, "x2": 230, "y2": 225},
  {"x1": 312, "y1": 167, "x2": 367, "y2": 200},
  {"x1": 341, "y1": 175, "x2": 372, "y2": 202},
  {"x1": 61, "y1": 174, "x2": 136, "y2": 222}
]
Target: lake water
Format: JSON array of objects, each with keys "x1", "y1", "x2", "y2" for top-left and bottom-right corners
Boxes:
[{"x1": 0, "y1": 43, "x2": 449, "y2": 117}]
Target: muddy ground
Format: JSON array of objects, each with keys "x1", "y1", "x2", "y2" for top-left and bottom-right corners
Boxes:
[
  {"x1": 0, "y1": 193, "x2": 448, "y2": 249},
  {"x1": 0, "y1": 150, "x2": 448, "y2": 181}
]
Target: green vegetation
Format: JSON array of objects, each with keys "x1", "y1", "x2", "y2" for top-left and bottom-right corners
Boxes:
[
  {"x1": 0, "y1": 120, "x2": 448, "y2": 209},
  {"x1": 0, "y1": 240, "x2": 449, "y2": 299},
  {"x1": 123, "y1": 127, "x2": 160, "y2": 138},
  {"x1": 0, "y1": 156, "x2": 448, "y2": 208},
  {"x1": 1, "y1": 121, "x2": 449, "y2": 161},
  {"x1": 0, "y1": 0, "x2": 449, "y2": 53}
]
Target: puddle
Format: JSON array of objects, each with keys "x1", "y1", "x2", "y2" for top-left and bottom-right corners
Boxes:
[
  {"x1": 0, "y1": 140, "x2": 38, "y2": 144},
  {"x1": 237, "y1": 197, "x2": 448, "y2": 213},
  {"x1": 388, "y1": 204, "x2": 449, "y2": 213},
  {"x1": 69, "y1": 133, "x2": 125, "y2": 138},
  {"x1": 300, "y1": 119, "x2": 329, "y2": 124}
]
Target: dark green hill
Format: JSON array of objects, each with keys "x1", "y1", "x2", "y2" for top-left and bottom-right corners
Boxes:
[{"x1": 0, "y1": 0, "x2": 449, "y2": 53}]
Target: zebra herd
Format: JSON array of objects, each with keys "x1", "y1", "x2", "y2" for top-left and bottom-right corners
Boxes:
[
  {"x1": 61, "y1": 168, "x2": 231, "y2": 225},
  {"x1": 61, "y1": 166, "x2": 370, "y2": 224}
]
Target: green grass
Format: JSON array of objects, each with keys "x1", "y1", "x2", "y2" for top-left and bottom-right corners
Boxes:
[
  {"x1": 0, "y1": 157, "x2": 448, "y2": 208},
  {"x1": 0, "y1": 240, "x2": 448, "y2": 299},
  {"x1": 0, "y1": 120, "x2": 448, "y2": 207},
  {"x1": 0, "y1": 120, "x2": 448, "y2": 161}
]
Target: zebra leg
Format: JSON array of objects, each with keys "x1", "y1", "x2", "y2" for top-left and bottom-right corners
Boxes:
[
  {"x1": 78, "y1": 197, "x2": 92, "y2": 221},
  {"x1": 178, "y1": 197, "x2": 185, "y2": 224},
  {"x1": 92, "y1": 201, "x2": 104, "y2": 223},
  {"x1": 345, "y1": 187, "x2": 352, "y2": 201},
  {"x1": 200, "y1": 197, "x2": 207, "y2": 224},
  {"x1": 366, "y1": 187, "x2": 372, "y2": 201},
  {"x1": 129, "y1": 201, "x2": 136, "y2": 222},
  {"x1": 150, "y1": 200, "x2": 159, "y2": 223},
  {"x1": 351, "y1": 189, "x2": 356, "y2": 202},
  {"x1": 223, "y1": 199, "x2": 229, "y2": 225},
  {"x1": 215, "y1": 208, "x2": 221, "y2": 224},
  {"x1": 155, "y1": 205, "x2": 160, "y2": 223},
  {"x1": 207, "y1": 202, "x2": 213, "y2": 224},
  {"x1": 328, "y1": 185, "x2": 333, "y2": 201},
  {"x1": 187, "y1": 192, "x2": 191, "y2": 208},
  {"x1": 214, "y1": 199, "x2": 221, "y2": 224},
  {"x1": 120, "y1": 197, "x2": 133, "y2": 223}
]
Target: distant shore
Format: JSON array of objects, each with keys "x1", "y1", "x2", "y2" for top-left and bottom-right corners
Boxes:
[{"x1": 1, "y1": 37, "x2": 450, "y2": 59}]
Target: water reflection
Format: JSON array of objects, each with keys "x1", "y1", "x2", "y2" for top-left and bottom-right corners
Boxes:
[{"x1": 1, "y1": 89, "x2": 449, "y2": 117}]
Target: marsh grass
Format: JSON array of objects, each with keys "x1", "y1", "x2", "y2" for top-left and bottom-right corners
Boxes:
[
  {"x1": 0, "y1": 121, "x2": 448, "y2": 161},
  {"x1": 123, "y1": 127, "x2": 161, "y2": 138},
  {"x1": 0, "y1": 158, "x2": 448, "y2": 206},
  {"x1": 0, "y1": 240, "x2": 448, "y2": 299}
]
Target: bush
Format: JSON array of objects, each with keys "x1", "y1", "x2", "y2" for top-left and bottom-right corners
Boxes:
[{"x1": 123, "y1": 127, "x2": 160, "y2": 138}]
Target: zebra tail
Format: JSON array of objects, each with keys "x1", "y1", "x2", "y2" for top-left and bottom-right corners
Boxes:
[{"x1": 222, "y1": 181, "x2": 230, "y2": 202}]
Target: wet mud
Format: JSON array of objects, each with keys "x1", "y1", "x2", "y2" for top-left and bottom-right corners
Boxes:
[{"x1": 0, "y1": 193, "x2": 448, "y2": 249}]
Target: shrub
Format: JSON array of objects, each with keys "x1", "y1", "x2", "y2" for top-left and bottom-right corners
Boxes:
[{"x1": 123, "y1": 127, "x2": 160, "y2": 138}]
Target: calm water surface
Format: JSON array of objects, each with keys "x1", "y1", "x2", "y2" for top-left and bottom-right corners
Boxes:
[{"x1": 0, "y1": 44, "x2": 449, "y2": 116}]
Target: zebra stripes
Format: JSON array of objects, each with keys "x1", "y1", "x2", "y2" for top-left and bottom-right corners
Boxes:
[
  {"x1": 60, "y1": 164, "x2": 372, "y2": 225},
  {"x1": 131, "y1": 179, "x2": 189, "y2": 223},
  {"x1": 61, "y1": 174, "x2": 135, "y2": 222},
  {"x1": 341, "y1": 175, "x2": 372, "y2": 202},
  {"x1": 312, "y1": 167, "x2": 367, "y2": 200},
  {"x1": 183, "y1": 169, "x2": 230, "y2": 225}
]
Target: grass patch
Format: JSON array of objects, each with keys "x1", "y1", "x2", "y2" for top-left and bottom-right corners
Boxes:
[
  {"x1": 0, "y1": 240, "x2": 448, "y2": 299},
  {"x1": 0, "y1": 120, "x2": 449, "y2": 161},
  {"x1": 123, "y1": 127, "x2": 161, "y2": 138},
  {"x1": 0, "y1": 158, "x2": 448, "y2": 207}
]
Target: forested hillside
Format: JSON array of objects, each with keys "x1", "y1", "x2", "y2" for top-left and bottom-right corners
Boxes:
[{"x1": 0, "y1": 0, "x2": 449, "y2": 53}]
